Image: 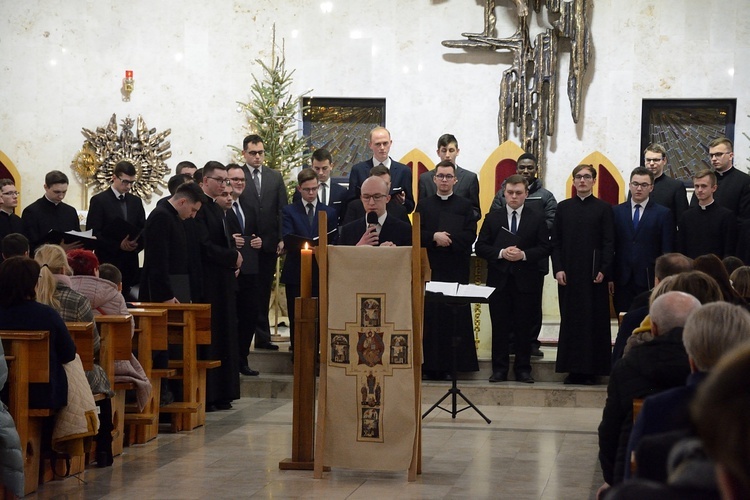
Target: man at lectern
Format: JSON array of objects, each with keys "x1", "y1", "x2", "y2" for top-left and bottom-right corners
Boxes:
[{"x1": 338, "y1": 176, "x2": 411, "y2": 247}]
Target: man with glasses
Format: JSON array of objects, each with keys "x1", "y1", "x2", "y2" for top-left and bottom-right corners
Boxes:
[
  {"x1": 239, "y1": 134, "x2": 287, "y2": 351},
  {"x1": 551, "y1": 164, "x2": 615, "y2": 385},
  {"x1": 196, "y1": 161, "x2": 243, "y2": 411},
  {"x1": 22, "y1": 170, "x2": 82, "y2": 254},
  {"x1": 417, "y1": 160, "x2": 480, "y2": 380},
  {"x1": 338, "y1": 176, "x2": 411, "y2": 247},
  {"x1": 343, "y1": 164, "x2": 410, "y2": 225},
  {"x1": 641, "y1": 143, "x2": 687, "y2": 232},
  {"x1": 610, "y1": 167, "x2": 673, "y2": 313},
  {"x1": 281, "y1": 168, "x2": 337, "y2": 353},
  {"x1": 86, "y1": 160, "x2": 146, "y2": 299},
  {"x1": 418, "y1": 134, "x2": 480, "y2": 221},
  {"x1": 0, "y1": 179, "x2": 23, "y2": 244}
]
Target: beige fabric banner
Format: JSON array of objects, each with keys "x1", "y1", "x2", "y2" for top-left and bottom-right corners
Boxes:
[{"x1": 323, "y1": 246, "x2": 416, "y2": 471}]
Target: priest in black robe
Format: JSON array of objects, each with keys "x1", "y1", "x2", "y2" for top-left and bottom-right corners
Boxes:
[
  {"x1": 551, "y1": 164, "x2": 615, "y2": 385},
  {"x1": 417, "y1": 160, "x2": 479, "y2": 379}
]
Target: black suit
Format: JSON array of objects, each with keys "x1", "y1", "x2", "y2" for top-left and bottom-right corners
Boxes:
[
  {"x1": 343, "y1": 198, "x2": 411, "y2": 226},
  {"x1": 239, "y1": 164, "x2": 288, "y2": 346},
  {"x1": 21, "y1": 196, "x2": 80, "y2": 253},
  {"x1": 226, "y1": 197, "x2": 261, "y2": 365},
  {"x1": 647, "y1": 174, "x2": 688, "y2": 233},
  {"x1": 476, "y1": 206, "x2": 550, "y2": 376},
  {"x1": 87, "y1": 188, "x2": 146, "y2": 292},
  {"x1": 338, "y1": 215, "x2": 412, "y2": 247},
  {"x1": 418, "y1": 166, "x2": 480, "y2": 221},
  {"x1": 347, "y1": 158, "x2": 414, "y2": 212},
  {"x1": 139, "y1": 201, "x2": 189, "y2": 302},
  {"x1": 195, "y1": 198, "x2": 240, "y2": 405},
  {"x1": 292, "y1": 178, "x2": 347, "y2": 226}
]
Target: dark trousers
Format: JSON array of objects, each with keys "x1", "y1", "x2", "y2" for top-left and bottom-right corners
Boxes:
[
  {"x1": 236, "y1": 273, "x2": 260, "y2": 366},
  {"x1": 613, "y1": 280, "x2": 647, "y2": 314},
  {"x1": 254, "y1": 250, "x2": 277, "y2": 346},
  {"x1": 489, "y1": 277, "x2": 540, "y2": 375}
]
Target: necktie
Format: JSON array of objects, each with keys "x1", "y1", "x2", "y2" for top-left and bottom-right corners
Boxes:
[
  {"x1": 253, "y1": 168, "x2": 261, "y2": 194},
  {"x1": 118, "y1": 194, "x2": 127, "y2": 219},
  {"x1": 511, "y1": 210, "x2": 518, "y2": 234},
  {"x1": 633, "y1": 204, "x2": 641, "y2": 230},
  {"x1": 233, "y1": 201, "x2": 244, "y2": 233},
  {"x1": 319, "y1": 183, "x2": 327, "y2": 205},
  {"x1": 307, "y1": 203, "x2": 315, "y2": 228}
]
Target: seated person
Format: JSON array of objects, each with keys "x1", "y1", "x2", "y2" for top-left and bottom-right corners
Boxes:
[{"x1": 67, "y1": 250, "x2": 151, "y2": 411}]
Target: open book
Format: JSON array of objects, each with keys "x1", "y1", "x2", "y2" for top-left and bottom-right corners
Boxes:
[
  {"x1": 425, "y1": 281, "x2": 495, "y2": 299},
  {"x1": 45, "y1": 229, "x2": 98, "y2": 250}
]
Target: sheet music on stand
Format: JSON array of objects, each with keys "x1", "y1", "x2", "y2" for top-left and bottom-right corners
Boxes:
[{"x1": 425, "y1": 281, "x2": 494, "y2": 300}]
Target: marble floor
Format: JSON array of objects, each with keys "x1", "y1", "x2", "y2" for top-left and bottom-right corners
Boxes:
[{"x1": 32, "y1": 398, "x2": 605, "y2": 499}]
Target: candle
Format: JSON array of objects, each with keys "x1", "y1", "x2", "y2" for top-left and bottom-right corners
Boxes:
[
  {"x1": 125, "y1": 70, "x2": 133, "y2": 79},
  {"x1": 300, "y1": 243, "x2": 312, "y2": 298}
]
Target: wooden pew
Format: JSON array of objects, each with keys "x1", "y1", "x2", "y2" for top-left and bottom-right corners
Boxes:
[
  {"x1": 124, "y1": 307, "x2": 174, "y2": 444},
  {"x1": 93, "y1": 315, "x2": 132, "y2": 457},
  {"x1": 129, "y1": 303, "x2": 214, "y2": 431},
  {"x1": 0, "y1": 330, "x2": 50, "y2": 496}
]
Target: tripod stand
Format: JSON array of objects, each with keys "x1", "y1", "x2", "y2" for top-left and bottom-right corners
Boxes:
[{"x1": 421, "y1": 294, "x2": 491, "y2": 424}]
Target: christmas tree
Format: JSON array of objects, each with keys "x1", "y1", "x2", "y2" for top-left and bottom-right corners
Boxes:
[{"x1": 233, "y1": 26, "x2": 309, "y2": 198}]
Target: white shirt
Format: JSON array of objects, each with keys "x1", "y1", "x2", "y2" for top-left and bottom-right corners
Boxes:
[{"x1": 631, "y1": 198, "x2": 649, "y2": 219}]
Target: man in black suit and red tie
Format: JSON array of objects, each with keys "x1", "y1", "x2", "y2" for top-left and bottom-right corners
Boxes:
[
  {"x1": 86, "y1": 160, "x2": 146, "y2": 299},
  {"x1": 476, "y1": 174, "x2": 551, "y2": 383},
  {"x1": 347, "y1": 126, "x2": 414, "y2": 213}
]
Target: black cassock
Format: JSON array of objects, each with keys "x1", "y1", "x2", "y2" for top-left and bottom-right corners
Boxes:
[
  {"x1": 417, "y1": 194, "x2": 479, "y2": 373},
  {"x1": 551, "y1": 195, "x2": 615, "y2": 376}
]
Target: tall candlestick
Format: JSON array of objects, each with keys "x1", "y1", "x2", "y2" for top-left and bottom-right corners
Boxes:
[{"x1": 300, "y1": 243, "x2": 313, "y2": 298}]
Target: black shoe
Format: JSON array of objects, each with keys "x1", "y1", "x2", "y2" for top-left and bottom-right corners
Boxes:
[
  {"x1": 564, "y1": 373, "x2": 595, "y2": 385},
  {"x1": 214, "y1": 401, "x2": 233, "y2": 411},
  {"x1": 256, "y1": 342, "x2": 279, "y2": 350},
  {"x1": 240, "y1": 365, "x2": 259, "y2": 376},
  {"x1": 205, "y1": 404, "x2": 218, "y2": 413},
  {"x1": 489, "y1": 372, "x2": 508, "y2": 383},
  {"x1": 531, "y1": 348, "x2": 544, "y2": 358},
  {"x1": 515, "y1": 372, "x2": 535, "y2": 383}
]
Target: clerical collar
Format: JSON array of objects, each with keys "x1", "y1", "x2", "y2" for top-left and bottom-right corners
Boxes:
[
  {"x1": 716, "y1": 167, "x2": 733, "y2": 177},
  {"x1": 373, "y1": 157, "x2": 391, "y2": 169},
  {"x1": 699, "y1": 200, "x2": 715, "y2": 210},
  {"x1": 43, "y1": 195, "x2": 61, "y2": 206},
  {"x1": 577, "y1": 193, "x2": 593, "y2": 201},
  {"x1": 437, "y1": 192, "x2": 453, "y2": 201},
  {"x1": 0, "y1": 208, "x2": 12, "y2": 216}
]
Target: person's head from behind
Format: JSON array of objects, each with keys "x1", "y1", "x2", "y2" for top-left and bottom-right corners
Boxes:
[
  {"x1": 649, "y1": 291, "x2": 701, "y2": 336},
  {"x1": 170, "y1": 182, "x2": 204, "y2": 220},
  {"x1": 2, "y1": 232, "x2": 29, "y2": 259},
  {"x1": 730, "y1": 266, "x2": 750, "y2": 300},
  {"x1": 692, "y1": 342, "x2": 750, "y2": 500},
  {"x1": 34, "y1": 244, "x2": 71, "y2": 309},
  {"x1": 654, "y1": 253, "x2": 693, "y2": 284},
  {"x1": 0, "y1": 256, "x2": 41, "y2": 307},
  {"x1": 723, "y1": 256, "x2": 744, "y2": 277},
  {"x1": 67, "y1": 249, "x2": 99, "y2": 276},
  {"x1": 693, "y1": 254, "x2": 742, "y2": 303},
  {"x1": 661, "y1": 270, "x2": 723, "y2": 305},
  {"x1": 683, "y1": 302, "x2": 750, "y2": 373},
  {"x1": 98, "y1": 263, "x2": 122, "y2": 291}
]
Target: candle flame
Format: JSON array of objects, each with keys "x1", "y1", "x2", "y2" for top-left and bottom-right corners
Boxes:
[{"x1": 303, "y1": 242, "x2": 309, "y2": 250}]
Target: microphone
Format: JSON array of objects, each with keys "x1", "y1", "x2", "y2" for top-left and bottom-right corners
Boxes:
[{"x1": 366, "y1": 211, "x2": 379, "y2": 226}]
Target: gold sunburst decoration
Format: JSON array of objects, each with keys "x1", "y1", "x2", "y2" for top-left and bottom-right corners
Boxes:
[{"x1": 75, "y1": 113, "x2": 172, "y2": 204}]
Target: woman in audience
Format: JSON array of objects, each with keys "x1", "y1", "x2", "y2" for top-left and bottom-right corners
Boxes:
[
  {"x1": 693, "y1": 254, "x2": 746, "y2": 305},
  {"x1": 34, "y1": 244, "x2": 114, "y2": 466},
  {"x1": 729, "y1": 266, "x2": 750, "y2": 302},
  {"x1": 67, "y1": 249, "x2": 151, "y2": 411},
  {"x1": 0, "y1": 256, "x2": 76, "y2": 409}
]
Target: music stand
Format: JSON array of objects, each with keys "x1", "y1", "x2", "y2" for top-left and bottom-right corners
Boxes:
[{"x1": 422, "y1": 291, "x2": 491, "y2": 424}]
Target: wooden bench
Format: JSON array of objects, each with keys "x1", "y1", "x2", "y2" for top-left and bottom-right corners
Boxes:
[
  {"x1": 129, "y1": 303, "x2": 216, "y2": 431},
  {"x1": 94, "y1": 315, "x2": 133, "y2": 457},
  {"x1": 1, "y1": 330, "x2": 50, "y2": 496},
  {"x1": 124, "y1": 307, "x2": 172, "y2": 444}
]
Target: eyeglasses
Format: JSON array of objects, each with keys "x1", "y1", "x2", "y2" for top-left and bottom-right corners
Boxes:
[
  {"x1": 117, "y1": 177, "x2": 135, "y2": 186},
  {"x1": 206, "y1": 176, "x2": 231, "y2": 186},
  {"x1": 361, "y1": 194, "x2": 387, "y2": 202},
  {"x1": 435, "y1": 174, "x2": 455, "y2": 180},
  {"x1": 709, "y1": 152, "x2": 731, "y2": 159},
  {"x1": 245, "y1": 150, "x2": 265, "y2": 156},
  {"x1": 630, "y1": 181, "x2": 652, "y2": 189},
  {"x1": 300, "y1": 187, "x2": 319, "y2": 193},
  {"x1": 644, "y1": 157, "x2": 663, "y2": 163},
  {"x1": 0, "y1": 191, "x2": 18, "y2": 196},
  {"x1": 573, "y1": 174, "x2": 593, "y2": 181},
  {"x1": 229, "y1": 177, "x2": 246, "y2": 183}
]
